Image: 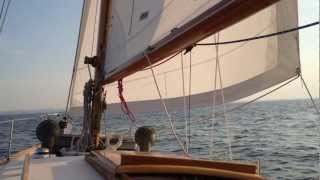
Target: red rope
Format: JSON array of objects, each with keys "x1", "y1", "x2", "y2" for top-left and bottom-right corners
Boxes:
[{"x1": 118, "y1": 79, "x2": 135, "y2": 122}]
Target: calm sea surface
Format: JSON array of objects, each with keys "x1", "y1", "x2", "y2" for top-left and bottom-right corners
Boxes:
[{"x1": 0, "y1": 99, "x2": 319, "y2": 179}]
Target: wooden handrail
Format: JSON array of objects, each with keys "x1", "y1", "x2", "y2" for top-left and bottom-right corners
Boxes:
[
  {"x1": 21, "y1": 153, "x2": 31, "y2": 180},
  {"x1": 117, "y1": 165, "x2": 264, "y2": 180}
]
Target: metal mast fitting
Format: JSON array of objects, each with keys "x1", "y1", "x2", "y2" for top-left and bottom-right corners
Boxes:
[{"x1": 84, "y1": 56, "x2": 98, "y2": 67}]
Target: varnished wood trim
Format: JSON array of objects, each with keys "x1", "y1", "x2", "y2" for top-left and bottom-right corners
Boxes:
[
  {"x1": 0, "y1": 144, "x2": 40, "y2": 165},
  {"x1": 121, "y1": 153, "x2": 258, "y2": 174},
  {"x1": 85, "y1": 152, "x2": 117, "y2": 180},
  {"x1": 117, "y1": 165, "x2": 264, "y2": 180},
  {"x1": 103, "y1": 0, "x2": 279, "y2": 84},
  {"x1": 21, "y1": 154, "x2": 31, "y2": 180}
]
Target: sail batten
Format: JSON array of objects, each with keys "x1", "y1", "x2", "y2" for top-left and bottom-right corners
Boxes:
[{"x1": 102, "y1": 0, "x2": 280, "y2": 84}]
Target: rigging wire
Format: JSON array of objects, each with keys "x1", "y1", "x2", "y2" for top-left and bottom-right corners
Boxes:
[
  {"x1": 300, "y1": 76, "x2": 320, "y2": 115},
  {"x1": 0, "y1": 0, "x2": 6, "y2": 20},
  {"x1": 191, "y1": 76, "x2": 300, "y2": 125},
  {"x1": 0, "y1": 0, "x2": 11, "y2": 34},
  {"x1": 144, "y1": 51, "x2": 189, "y2": 156},
  {"x1": 210, "y1": 34, "x2": 219, "y2": 157},
  {"x1": 103, "y1": 109, "x2": 108, "y2": 148},
  {"x1": 213, "y1": 33, "x2": 233, "y2": 160},
  {"x1": 187, "y1": 50, "x2": 192, "y2": 149},
  {"x1": 180, "y1": 52, "x2": 188, "y2": 152},
  {"x1": 141, "y1": 51, "x2": 181, "y2": 71},
  {"x1": 300, "y1": 75, "x2": 320, "y2": 171},
  {"x1": 195, "y1": 21, "x2": 319, "y2": 46}
]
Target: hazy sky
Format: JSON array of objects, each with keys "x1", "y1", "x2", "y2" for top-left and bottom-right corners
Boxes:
[{"x1": 0, "y1": 0, "x2": 319, "y2": 112}]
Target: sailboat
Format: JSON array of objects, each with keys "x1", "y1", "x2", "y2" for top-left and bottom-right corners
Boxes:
[{"x1": 1, "y1": 0, "x2": 318, "y2": 179}]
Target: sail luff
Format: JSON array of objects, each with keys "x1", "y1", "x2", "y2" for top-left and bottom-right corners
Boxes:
[
  {"x1": 66, "y1": 0, "x2": 87, "y2": 114},
  {"x1": 68, "y1": 0, "x2": 100, "y2": 114},
  {"x1": 102, "y1": 0, "x2": 279, "y2": 84}
]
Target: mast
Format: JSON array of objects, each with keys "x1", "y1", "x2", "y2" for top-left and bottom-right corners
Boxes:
[{"x1": 89, "y1": 0, "x2": 111, "y2": 147}]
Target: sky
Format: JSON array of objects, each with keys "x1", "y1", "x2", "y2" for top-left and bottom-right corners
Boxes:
[{"x1": 0, "y1": 0, "x2": 319, "y2": 113}]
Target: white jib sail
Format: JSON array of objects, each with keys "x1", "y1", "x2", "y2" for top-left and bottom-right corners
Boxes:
[
  {"x1": 103, "y1": 0, "x2": 300, "y2": 115},
  {"x1": 69, "y1": 0, "x2": 100, "y2": 115}
]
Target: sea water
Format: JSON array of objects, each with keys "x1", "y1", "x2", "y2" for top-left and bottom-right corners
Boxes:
[{"x1": 0, "y1": 99, "x2": 319, "y2": 179}]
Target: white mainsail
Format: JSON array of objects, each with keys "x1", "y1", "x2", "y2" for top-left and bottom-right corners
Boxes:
[
  {"x1": 103, "y1": 0, "x2": 300, "y2": 114},
  {"x1": 68, "y1": 0, "x2": 299, "y2": 116},
  {"x1": 103, "y1": 0, "x2": 222, "y2": 76}
]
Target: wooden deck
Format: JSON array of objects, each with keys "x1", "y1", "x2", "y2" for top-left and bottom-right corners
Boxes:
[{"x1": 0, "y1": 145, "x2": 102, "y2": 180}]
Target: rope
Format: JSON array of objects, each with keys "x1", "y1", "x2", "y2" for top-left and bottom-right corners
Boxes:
[
  {"x1": 141, "y1": 51, "x2": 181, "y2": 71},
  {"x1": 180, "y1": 52, "x2": 188, "y2": 152},
  {"x1": 77, "y1": 80, "x2": 93, "y2": 152},
  {"x1": 118, "y1": 79, "x2": 136, "y2": 122},
  {"x1": 195, "y1": 21, "x2": 319, "y2": 46},
  {"x1": 0, "y1": 0, "x2": 6, "y2": 20},
  {"x1": 214, "y1": 33, "x2": 233, "y2": 160},
  {"x1": 210, "y1": 34, "x2": 219, "y2": 157},
  {"x1": 0, "y1": 0, "x2": 11, "y2": 34},
  {"x1": 144, "y1": 51, "x2": 188, "y2": 155}
]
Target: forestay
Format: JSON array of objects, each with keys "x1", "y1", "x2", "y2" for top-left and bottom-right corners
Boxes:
[{"x1": 104, "y1": 0, "x2": 300, "y2": 114}]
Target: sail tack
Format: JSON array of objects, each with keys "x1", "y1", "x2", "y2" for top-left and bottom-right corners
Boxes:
[{"x1": 104, "y1": 0, "x2": 300, "y2": 114}]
